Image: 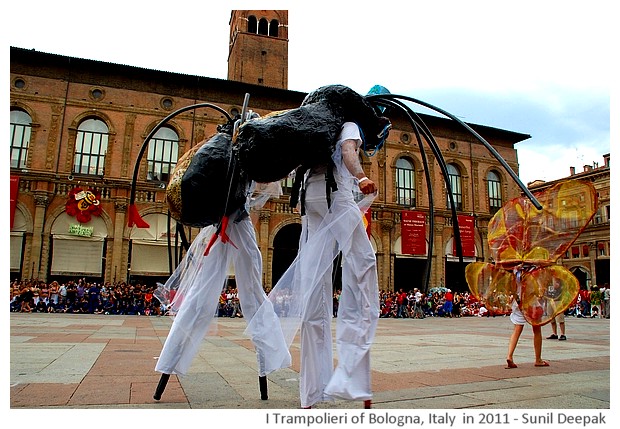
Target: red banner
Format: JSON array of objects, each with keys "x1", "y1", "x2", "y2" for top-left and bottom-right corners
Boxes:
[
  {"x1": 10, "y1": 176, "x2": 19, "y2": 230},
  {"x1": 453, "y1": 214, "x2": 475, "y2": 257},
  {"x1": 401, "y1": 211, "x2": 426, "y2": 255}
]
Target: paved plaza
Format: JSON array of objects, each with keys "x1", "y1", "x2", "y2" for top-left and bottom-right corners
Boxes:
[{"x1": 10, "y1": 312, "x2": 610, "y2": 412}]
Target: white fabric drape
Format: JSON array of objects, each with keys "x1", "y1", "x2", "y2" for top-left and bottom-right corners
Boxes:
[
  {"x1": 155, "y1": 214, "x2": 291, "y2": 377},
  {"x1": 246, "y1": 122, "x2": 380, "y2": 407}
]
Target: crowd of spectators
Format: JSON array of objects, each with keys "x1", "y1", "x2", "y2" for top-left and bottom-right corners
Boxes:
[
  {"x1": 373, "y1": 288, "x2": 488, "y2": 319},
  {"x1": 10, "y1": 278, "x2": 164, "y2": 316},
  {"x1": 11, "y1": 278, "x2": 609, "y2": 320}
]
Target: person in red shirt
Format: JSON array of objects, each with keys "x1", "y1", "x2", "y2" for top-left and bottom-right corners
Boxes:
[{"x1": 397, "y1": 289, "x2": 408, "y2": 318}]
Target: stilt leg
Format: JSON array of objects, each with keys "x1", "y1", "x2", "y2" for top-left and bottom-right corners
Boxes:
[
  {"x1": 153, "y1": 373, "x2": 170, "y2": 400},
  {"x1": 259, "y1": 375, "x2": 268, "y2": 400}
]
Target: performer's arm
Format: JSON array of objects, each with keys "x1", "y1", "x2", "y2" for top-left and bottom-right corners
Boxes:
[{"x1": 341, "y1": 139, "x2": 376, "y2": 195}]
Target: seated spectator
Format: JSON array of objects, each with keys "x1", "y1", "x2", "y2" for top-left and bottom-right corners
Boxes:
[
  {"x1": 591, "y1": 305, "x2": 600, "y2": 318},
  {"x1": 35, "y1": 299, "x2": 48, "y2": 313}
]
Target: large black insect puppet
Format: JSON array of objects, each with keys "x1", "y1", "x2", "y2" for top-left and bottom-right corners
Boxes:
[
  {"x1": 164, "y1": 84, "x2": 390, "y2": 228},
  {"x1": 127, "y1": 84, "x2": 540, "y2": 402}
]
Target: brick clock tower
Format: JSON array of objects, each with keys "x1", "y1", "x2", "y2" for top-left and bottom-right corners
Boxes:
[{"x1": 228, "y1": 10, "x2": 289, "y2": 89}]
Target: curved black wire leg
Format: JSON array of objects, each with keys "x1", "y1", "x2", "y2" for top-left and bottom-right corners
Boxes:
[
  {"x1": 371, "y1": 98, "x2": 464, "y2": 291},
  {"x1": 368, "y1": 94, "x2": 541, "y2": 210},
  {"x1": 129, "y1": 103, "x2": 232, "y2": 209},
  {"x1": 411, "y1": 122, "x2": 434, "y2": 291},
  {"x1": 374, "y1": 99, "x2": 436, "y2": 292}
]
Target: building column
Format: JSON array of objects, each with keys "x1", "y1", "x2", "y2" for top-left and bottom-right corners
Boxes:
[
  {"x1": 258, "y1": 210, "x2": 271, "y2": 290},
  {"x1": 379, "y1": 214, "x2": 393, "y2": 292},
  {"x1": 111, "y1": 200, "x2": 129, "y2": 283},
  {"x1": 31, "y1": 193, "x2": 50, "y2": 280},
  {"x1": 433, "y1": 220, "x2": 446, "y2": 288},
  {"x1": 589, "y1": 242, "x2": 598, "y2": 288}
]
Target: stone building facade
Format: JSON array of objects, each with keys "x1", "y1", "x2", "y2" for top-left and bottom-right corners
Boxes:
[
  {"x1": 527, "y1": 155, "x2": 611, "y2": 290},
  {"x1": 10, "y1": 10, "x2": 535, "y2": 292}
]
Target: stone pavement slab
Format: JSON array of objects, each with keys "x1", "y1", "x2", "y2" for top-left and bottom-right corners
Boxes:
[{"x1": 9, "y1": 312, "x2": 610, "y2": 415}]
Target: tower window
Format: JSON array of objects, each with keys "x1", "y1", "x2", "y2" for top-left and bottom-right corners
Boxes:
[
  {"x1": 258, "y1": 18, "x2": 268, "y2": 35},
  {"x1": 247, "y1": 16, "x2": 279, "y2": 37},
  {"x1": 269, "y1": 19, "x2": 279, "y2": 37},
  {"x1": 247, "y1": 15, "x2": 257, "y2": 33}
]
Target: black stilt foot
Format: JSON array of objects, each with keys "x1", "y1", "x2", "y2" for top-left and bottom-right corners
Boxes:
[
  {"x1": 364, "y1": 399, "x2": 372, "y2": 409},
  {"x1": 259, "y1": 375, "x2": 268, "y2": 400},
  {"x1": 153, "y1": 373, "x2": 170, "y2": 400}
]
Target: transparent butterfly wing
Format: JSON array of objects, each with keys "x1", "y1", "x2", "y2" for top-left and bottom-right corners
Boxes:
[
  {"x1": 519, "y1": 265, "x2": 580, "y2": 326},
  {"x1": 488, "y1": 180, "x2": 597, "y2": 267},
  {"x1": 465, "y1": 262, "x2": 515, "y2": 315},
  {"x1": 466, "y1": 180, "x2": 596, "y2": 324}
]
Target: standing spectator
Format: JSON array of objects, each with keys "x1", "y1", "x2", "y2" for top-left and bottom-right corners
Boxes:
[
  {"x1": 39, "y1": 282, "x2": 49, "y2": 306},
  {"x1": 58, "y1": 282, "x2": 68, "y2": 305},
  {"x1": 443, "y1": 289, "x2": 454, "y2": 317},
  {"x1": 603, "y1": 284, "x2": 610, "y2": 319},
  {"x1": 333, "y1": 290, "x2": 340, "y2": 318},
  {"x1": 452, "y1": 292, "x2": 464, "y2": 317},
  {"x1": 380, "y1": 293, "x2": 393, "y2": 318},
  {"x1": 396, "y1": 288, "x2": 408, "y2": 318},
  {"x1": 87, "y1": 283, "x2": 100, "y2": 314},
  {"x1": 546, "y1": 313, "x2": 567, "y2": 340},
  {"x1": 19, "y1": 284, "x2": 33, "y2": 312},
  {"x1": 31, "y1": 282, "x2": 40, "y2": 306},
  {"x1": 100, "y1": 283, "x2": 110, "y2": 309},
  {"x1": 76, "y1": 280, "x2": 86, "y2": 303},
  {"x1": 66, "y1": 282, "x2": 77, "y2": 307},
  {"x1": 49, "y1": 281, "x2": 60, "y2": 306},
  {"x1": 579, "y1": 287, "x2": 591, "y2": 317},
  {"x1": 412, "y1": 288, "x2": 425, "y2": 319}
]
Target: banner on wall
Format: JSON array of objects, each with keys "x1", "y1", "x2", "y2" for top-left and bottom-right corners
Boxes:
[
  {"x1": 10, "y1": 176, "x2": 19, "y2": 230},
  {"x1": 401, "y1": 210, "x2": 426, "y2": 255},
  {"x1": 453, "y1": 214, "x2": 475, "y2": 257}
]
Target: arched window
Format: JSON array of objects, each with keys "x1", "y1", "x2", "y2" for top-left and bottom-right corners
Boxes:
[
  {"x1": 74, "y1": 118, "x2": 109, "y2": 176},
  {"x1": 269, "y1": 19, "x2": 279, "y2": 37},
  {"x1": 10, "y1": 109, "x2": 32, "y2": 169},
  {"x1": 258, "y1": 18, "x2": 268, "y2": 35},
  {"x1": 487, "y1": 170, "x2": 502, "y2": 215},
  {"x1": 396, "y1": 157, "x2": 415, "y2": 207},
  {"x1": 147, "y1": 126, "x2": 179, "y2": 182},
  {"x1": 446, "y1": 163, "x2": 462, "y2": 211},
  {"x1": 247, "y1": 15, "x2": 257, "y2": 33},
  {"x1": 280, "y1": 170, "x2": 295, "y2": 196}
]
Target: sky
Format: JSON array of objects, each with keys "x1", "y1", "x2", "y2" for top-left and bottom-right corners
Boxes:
[{"x1": 5, "y1": 0, "x2": 614, "y2": 185}]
